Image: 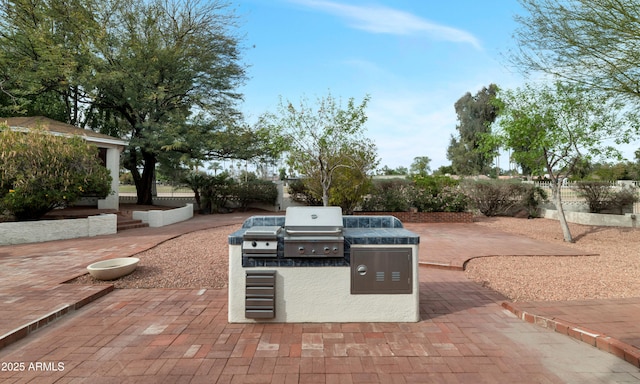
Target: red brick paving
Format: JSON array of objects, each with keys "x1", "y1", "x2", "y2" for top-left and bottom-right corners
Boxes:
[
  {"x1": 405, "y1": 223, "x2": 592, "y2": 269},
  {"x1": 0, "y1": 270, "x2": 628, "y2": 383},
  {"x1": 0, "y1": 215, "x2": 639, "y2": 382},
  {"x1": 0, "y1": 212, "x2": 254, "y2": 352}
]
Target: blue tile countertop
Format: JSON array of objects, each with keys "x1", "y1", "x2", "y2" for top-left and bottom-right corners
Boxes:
[
  {"x1": 229, "y1": 215, "x2": 419, "y2": 268},
  {"x1": 343, "y1": 228, "x2": 419, "y2": 245},
  {"x1": 229, "y1": 215, "x2": 420, "y2": 245},
  {"x1": 240, "y1": 216, "x2": 285, "y2": 228}
]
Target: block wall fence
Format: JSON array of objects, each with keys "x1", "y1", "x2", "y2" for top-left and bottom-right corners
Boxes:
[{"x1": 353, "y1": 211, "x2": 473, "y2": 223}]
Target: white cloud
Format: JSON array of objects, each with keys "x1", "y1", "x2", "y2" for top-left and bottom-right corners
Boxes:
[
  {"x1": 342, "y1": 58, "x2": 387, "y2": 76},
  {"x1": 366, "y1": 91, "x2": 458, "y2": 170},
  {"x1": 290, "y1": 0, "x2": 482, "y2": 50}
]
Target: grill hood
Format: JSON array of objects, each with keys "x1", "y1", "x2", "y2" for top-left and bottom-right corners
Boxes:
[{"x1": 284, "y1": 206, "x2": 343, "y2": 236}]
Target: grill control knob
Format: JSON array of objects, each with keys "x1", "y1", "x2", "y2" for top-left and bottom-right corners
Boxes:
[
  {"x1": 298, "y1": 246, "x2": 305, "y2": 254},
  {"x1": 251, "y1": 241, "x2": 257, "y2": 247},
  {"x1": 323, "y1": 246, "x2": 330, "y2": 254},
  {"x1": 332, "y1": 246, "x2": 339, "y2": 253}
]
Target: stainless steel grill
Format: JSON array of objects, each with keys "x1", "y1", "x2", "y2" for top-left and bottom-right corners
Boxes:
[
  {"x1": 283, "y1": 206, "x2": 344, "y2": 257},
  {"x1": 242, "y1": 225, "x2": 281, "y2": 258}
]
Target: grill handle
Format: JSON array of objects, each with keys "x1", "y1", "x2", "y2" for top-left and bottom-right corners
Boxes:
[{"x1": 285, "y1": 229, "x2": 342, "y2": 236}]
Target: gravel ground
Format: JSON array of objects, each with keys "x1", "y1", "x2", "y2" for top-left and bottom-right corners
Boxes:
[
  {"x1": 468, "y1": 217, "x2": 640, "y2": 302},
  {"x1": 70, "y1": 217, "x2": 640, "y2": 302},
  {"x1": 70, "y1": 224, "x2": 239, "y2": 289}
]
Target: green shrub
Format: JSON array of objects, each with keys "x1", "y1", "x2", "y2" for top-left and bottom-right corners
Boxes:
[
  {"x1": 574, "y1": 181, "x2": 638, "y2": 214},
  {"x1": 412, "y1": 185, "x2": 469, "y2": 212},
  {"x1": 181, "y1": 171, "x2": 209, "y2": 210},
  {"x1": 235, "y1": 179, "x2": 278, "y2": 211},
  {"x1": 462, "y1": 179, "x2": 547, "y2": 217},
  {"x1": 199, "y1": 172, "x2": 236, "y2": 213},
  {"x1": 608, "y1": 186, "x2": 638, "y2": 214},
  {"x1": 521, "y1": 183, "x2": 548, "y2": 217},
  {"x1": 360, "y1": 179, "x2": 412, "y2": 212},
  {"x1": 410, "y1": 176, "x2": 467, "y2": 212},
  {"x1": 0, "y1": 126, "x2": 111, "y2": 221},
  {"x1": 412, "y1": 175, "x2": 459, "y2": 192},
  {"x1": 573, "y1": 181, "x2": 612, "y2": 213},
  {"x1": 194, "y1": 172, "x2": 279, "y2": 213},
  {"x1": 360, "y1": 176, "x2": 469, "y2": 213},
  {"x1": 287, "y1": 170, "x2": 372, "y2": 213},
  {"x1": 328, "y1": 167, "x2": 373, "y2": 214},
  {"x1": 287, "y1": 179, "x2": 323, "y2": 206}
]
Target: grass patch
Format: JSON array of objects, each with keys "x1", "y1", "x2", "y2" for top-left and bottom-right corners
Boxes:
[{"x1": 119, "y1": 185, "x2": 193, "y2": 194}]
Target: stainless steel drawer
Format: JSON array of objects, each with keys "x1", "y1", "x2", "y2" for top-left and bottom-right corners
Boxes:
[
  {"x1": 245, "y1": 309, "x2": 275, "y2": 319},
  {"x1": 246, "y1": 274, "x2": 277, "y2": 286},
  {"x1": 246, "y1": 286, "x2": 274, "y2": 296},
  {"x1": 245, "y1": 297, "x2": 275, "y2": 307},
  {"x1": 245, "y1": 270, "x2": 276, "y2": 319}
]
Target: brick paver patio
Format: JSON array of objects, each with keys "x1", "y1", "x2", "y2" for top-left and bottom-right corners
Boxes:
[
  {"x1": 0, "y1": 213, "x2": 639, "y2": 382},
  {"x1": 2, "y1": 269, "x2": 638, "y2": 383}
]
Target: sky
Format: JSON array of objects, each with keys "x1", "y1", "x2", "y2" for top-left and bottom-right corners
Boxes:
[{"x1": 234, "y1": 0, "x2": 530, "y2": 172}]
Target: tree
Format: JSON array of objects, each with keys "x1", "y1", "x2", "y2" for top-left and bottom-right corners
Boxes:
[
  {"x1": 0, "y1": 0, "x2": 101, "y2": 124},
  {"x1": 511, "y1": 0, "x2": 640, "y2": 103},
  {"x1": 161, "y1": 120, "x2": 285, "y2": 194},
  {"x1": 378, "y1": 165, "x2": 408, "y2": 176},
  {"x1": 311, "y1": 143, "x2": 376, "y2": 213},
  {"x1": 209, "y1": 162, "x2": 223, "y2": 175},
  {"x1": 410, "y1": 156, "x2": 431, "y2": 177},
  {"x1": 447, "y1": 84, "x2": 499, "y2": 175},
  {"x1": 490, "y1": 81, "x2": 639, "y2": 242},
  {"x1": 433, "y1": 165, "x2": 455, "y2": 176},
  {"x1": 328, "y1": 167, "x2": 371, "y2": 213},
  {"x1": 0, "y1": 0, "x2": 249, "y2": 205},
  {"x1": 588, "y1": 162, "x2": 632, "y2": 181},
  {"x1": 261, "y1": 93, "x2": 378, "y2": 207},
  {"x1": 89, "y1": 0, "x2": 246, "y2": 205},
  {"x1": 0, "y1": 125, "x2": 111, "y2": 220},
  {"x1": 181, "y1": 170, "x2": 208, "y2": 210}
]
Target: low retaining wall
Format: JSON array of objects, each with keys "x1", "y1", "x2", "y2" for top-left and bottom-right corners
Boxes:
[
  {"x1": 541, "y1": 209, "x2": 638, "y2": 228},
  {"x1": 120, "y1": 195, "x2": 197, "y2": 208},
  {"x1": 132, "y1": 204, "x2": 193, "y2": 227},
  {"x1": 353, "y1": 211, "x2": 473, "y2": 223},
  {"x1": 0, "y1": 214, "x2": 117, "y2": 245},
  {"x1": 120, "y1": 196, "x2": 283, "y2": 212}
]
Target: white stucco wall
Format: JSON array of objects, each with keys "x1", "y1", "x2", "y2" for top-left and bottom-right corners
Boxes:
[
  {"x1": 132, "y1": 204, "x2": 193, "y2": 227},
  {"x1": 0, "y1": 214, "x2": 117, "y2": 245},
  {"x1": 228, "y1": 244, "x2": 420, "y2": 323},
  {"x1": 541, "y1": 209, "x2": 638, "y2": 228}
]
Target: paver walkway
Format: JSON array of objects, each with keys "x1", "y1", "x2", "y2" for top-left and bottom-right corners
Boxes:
[
  {"x1": 503, "y1": 298, "x2": 640, "y2": 366},
  {"x1": 405, "y1": 223, "x2": 593, "y2": 269},
  {"x1": 0, "y1": 213, "x2": 639, "y2": 383},
  {"x1": 410, "y1": 223, "x2": 640, "y2": 369},
  {"x1": 0, "y1": 270, "x2": 637, "y2": 383},
  {"x1": 0, "y1": 213, "x2": 255, "y2": 349}
]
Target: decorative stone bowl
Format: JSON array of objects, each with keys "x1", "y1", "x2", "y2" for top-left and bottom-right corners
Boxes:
[{"x1": 87, "y1": 257, "x2": 140, "y2": 281}]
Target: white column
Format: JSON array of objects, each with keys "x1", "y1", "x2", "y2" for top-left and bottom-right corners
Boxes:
[{"x1": 98, "y1": 146, "x2": 122, "y2": 210}]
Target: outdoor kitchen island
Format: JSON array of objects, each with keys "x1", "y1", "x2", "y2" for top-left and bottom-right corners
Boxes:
[{"x1": 228, "y1": 207, "x2": 420, "y2": 323}]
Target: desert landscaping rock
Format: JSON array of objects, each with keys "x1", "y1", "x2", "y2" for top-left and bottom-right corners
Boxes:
[
  {"x1": 468, "y1": 217, "x2": 640, "y2": 302},
  {"x1": 70, "y1": 217, "x2": 640, "y2": 303}
]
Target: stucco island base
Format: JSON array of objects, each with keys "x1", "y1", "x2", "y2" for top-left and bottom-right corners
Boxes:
[{"x1": 228, "y1": 244, "x2": 420, "y2": 323}]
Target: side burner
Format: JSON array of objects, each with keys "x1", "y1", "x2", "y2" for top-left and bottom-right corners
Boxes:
[{"x1": 242, "y1": 225, "x2": 281, "y2": 258}]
